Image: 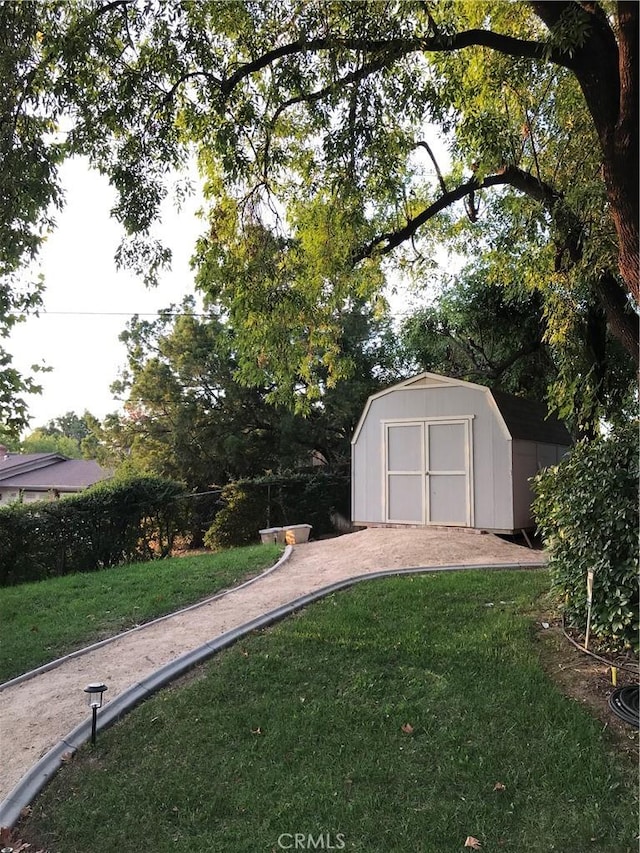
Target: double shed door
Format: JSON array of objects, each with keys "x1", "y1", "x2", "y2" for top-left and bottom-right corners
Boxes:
[{"x1": 384, "y1": 418, "x2": 473, "y2": 526}]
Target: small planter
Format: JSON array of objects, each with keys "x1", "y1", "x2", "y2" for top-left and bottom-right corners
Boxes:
[
  {"x1": 283, "y1": 524, "x2": 312, "y2": 544},
  {"x1": 258, "y1": 527, "x2": 286, "y2": 544}
]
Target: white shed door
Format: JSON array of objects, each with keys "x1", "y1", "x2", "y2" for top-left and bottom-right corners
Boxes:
[{"x1": 385, "y1": 419, "x2": 472, "y2": 526}]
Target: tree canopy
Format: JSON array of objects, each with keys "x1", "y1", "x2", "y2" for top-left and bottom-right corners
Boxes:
[
  {"x1": 0, "y1": 0, "x2": 637, "y2": 426},
  {"x1": 87, "y1": 297, "x2": 401, "y2": 487},
  {"x1": 400, "y1": 269, "x2": 556, "y2": 399}
]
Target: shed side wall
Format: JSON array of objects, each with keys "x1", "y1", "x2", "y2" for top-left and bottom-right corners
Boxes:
[{"x1": 512, "y1": 440, "x2": 571, "y2": 529}]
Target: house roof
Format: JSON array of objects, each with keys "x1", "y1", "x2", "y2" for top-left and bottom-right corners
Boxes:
[
  {"x1": 352, "y1": 371, "x2": 571, "y2": 446},
  {"x1": 0, "y1": 452, "x2": 66, "y2": 475},
  {"x1": 0, "y1": 453, "x2": 111, "y2": 492}
]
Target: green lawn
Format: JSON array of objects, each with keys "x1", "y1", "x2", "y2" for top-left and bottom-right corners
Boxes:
[
  {"x1": 0, "y1": 543, "x2": 282, "y2": 683},
  {"x1": 20, "y1": 569, "x2": 638, "y2": 853}
]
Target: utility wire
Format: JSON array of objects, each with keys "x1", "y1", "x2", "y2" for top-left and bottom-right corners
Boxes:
[
  {"x1": 38, "y1": 306, "x2": 423, "y2": 319},
  {"x1": 40, "y1": 310, "x2": 210, "y2": 318}
]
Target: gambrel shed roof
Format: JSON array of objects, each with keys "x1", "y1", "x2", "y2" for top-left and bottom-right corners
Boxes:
[{"x1": 352, "y1": 372, "x2": 571, "y2": 446}]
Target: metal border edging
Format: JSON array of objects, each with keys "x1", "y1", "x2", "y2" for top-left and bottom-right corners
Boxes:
[
  {"x1": 0, "y1": 545, "x2": 294, "y2": 693},
  {"x1": 0, "y1": 559, "x2": 544, "y2": 829}
]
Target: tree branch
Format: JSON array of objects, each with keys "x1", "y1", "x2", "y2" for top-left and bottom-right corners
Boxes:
[
  {"x1": 95, "y1": 0, "x2": 133, "y2": 17},
  {"x1": 354, "y1": 165, "x2": 561, "y2": 262},
  {"x1": 527, "y1": 2, "x2": 577, "y2": 29},
  {"x1": 592, "y1": 273, "x2": 640, "y2": 358},
  {"x1": 269, "y1": 56, "x2": 390, "y2": 128},
  {"x1": 415, "y1": 141, "x2": 448, "y2": 194},
  {"x1": 354, "y1": 160, "x2": 639, "y2": 362},
  {"x1": 490, "y1": 339, "x2": 544, "y2": 379},
  {"x1": 220, "y1": 28, "x2": 570, "y2": 103},
  {"x1": 158, "y1": 70, "x2": 222, "y2": 110}
]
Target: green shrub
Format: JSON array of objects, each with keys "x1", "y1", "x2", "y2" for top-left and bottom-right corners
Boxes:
[
  {"x1": 532, "y1": 421, "x2": 639, "y2": 652},
  {"x1": 204, "y1": 472, "x2": 350, "y2": 550},
  {"x1": 0, "y1": 475, "x2": 189, "y2": 586}
]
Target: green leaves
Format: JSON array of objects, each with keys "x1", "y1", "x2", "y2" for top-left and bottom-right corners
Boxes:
[
  {"x1": 532, "y1": 421, "x2": 640, "y2": 652},
  {"x1": 399, "y1": 265, "x2": 554, "y2": 398},
  {"x1": 0, "y1": 474, "x2": 190, "y2": 585},
  {"x1": 203, "y1": 471, "x2": 351, "y2": 549}
]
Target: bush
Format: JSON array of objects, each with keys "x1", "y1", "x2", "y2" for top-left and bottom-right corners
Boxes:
[
  {"x1": 532, "y1": 421, "x2": 639, "y2": 652},
  {"x1": 0, "y1": 475, "x2": 190, "y2": 586},
  {"x1": 204, "y1": 472, "x2": 350, "y2": 550}
]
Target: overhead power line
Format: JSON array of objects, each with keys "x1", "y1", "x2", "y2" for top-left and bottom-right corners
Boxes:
[
  {"x1": 40, "y1": 310, "x2": 210, "y2": 318},
  {"x1": 39, "y1": 306, "x2": 424, "y2": 319}
]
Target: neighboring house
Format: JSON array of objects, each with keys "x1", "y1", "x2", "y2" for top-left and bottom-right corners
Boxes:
[
  {"x1": 0, "y1": 446, "x2": 111, "y2": 506},
  {"x1": 351, "y1": 372, "x2": 571, "y2": 534}
]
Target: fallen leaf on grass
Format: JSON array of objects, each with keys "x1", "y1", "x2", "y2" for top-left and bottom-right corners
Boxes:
[
  {"x1": 401, "y1": 723, "x2": 414, "y2": 734},
  {"x1": 493, "y1": 781, "x2": 506, "y2": 791},
  {"x1": 0, "y1": 825, "x2": 43, "y2": 852},
  {"x1": 464, "y1": 837, "x2": 482, "y2": 849}
]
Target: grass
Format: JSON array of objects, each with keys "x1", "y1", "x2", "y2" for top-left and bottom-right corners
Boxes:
[
  {"x1": 20, "y1": 569, "x2": 638, "y2": 853},
  {"x1": 0, "y1": 543, "x2": 282, "y2": 683}
]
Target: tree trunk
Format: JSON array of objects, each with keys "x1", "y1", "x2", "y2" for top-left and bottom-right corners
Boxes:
[
  {"x1": 609, "y1": 1, "x2": 639, "y2": 302},
  {"x1": 593, "y1": 274, "x2": 640, "y2": 360},
  {"x1": 532, "y1": 2, "x2": 639, "y2": 304}
]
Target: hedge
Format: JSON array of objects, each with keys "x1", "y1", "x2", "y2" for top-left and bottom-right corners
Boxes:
[
  {"x1": 204, "y1": 472, "x2": 350, "y2": 550},
  {"x1": 0, "y1": 475, "x2": 190, "y2": 586},
  {"x1": 532, "y1": 421, "x2": 639, "y2": 652}
]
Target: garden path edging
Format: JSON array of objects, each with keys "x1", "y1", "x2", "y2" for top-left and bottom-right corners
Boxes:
[
  {"x1": 0, "y1": 545, "x2": 294, "y2": 693},
  {"x1": 0, "y1": 559, "x2": 545, "y2": 830}
]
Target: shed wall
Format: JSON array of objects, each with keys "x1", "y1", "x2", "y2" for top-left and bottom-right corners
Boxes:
[
  {"x1": 352, "y1": 385, "x2": 514, "y2": 530},
  {"x1": 511, "y1": 440, "x2": 569, "y2": 529}
]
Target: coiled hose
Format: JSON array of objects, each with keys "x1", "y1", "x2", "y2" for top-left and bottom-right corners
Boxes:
[{"x1": 608, "y1": 685, "x2": 639, "y2": 728}]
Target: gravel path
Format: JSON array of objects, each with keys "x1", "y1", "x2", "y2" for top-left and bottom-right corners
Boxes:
[{"x1": 0, "y1": 527, "x2": 545, "y2": 802}]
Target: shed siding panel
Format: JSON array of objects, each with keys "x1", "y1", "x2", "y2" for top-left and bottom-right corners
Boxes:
[
  {"x1": 512, "y1": 440, "x2": 568, "y2": 529},
  {"x1": 537, "y1": 444, "x2": 558, "y2": 470},
  {"x1": 388, "y1": 474, "x2": 423, "y2": 522},
  {"x1": 429, "y1": 475, "x2": 468, "y2": 525},
  {"x1": 429, "y1": 422, "x2": 466, "y2": 470},
  {"x1": 512, "y1": 441, "x2": 538, "y2": 529},
  {"x1": 352, "y1": 422, "x2": 376, "y2": 522}
]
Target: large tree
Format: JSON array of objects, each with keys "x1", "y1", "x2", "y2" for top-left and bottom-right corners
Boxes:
[
  {"x1": 400, "y1": 260, "x2": 636, "y2": 436},
  {"x1": 0, "y1": 1, "x2": 637, "y2": 422},
  {"x1": 400, "y1": 271, "x2": 556, "y2": 398},
  {"x1": 91, "y1": 297, "x2": 401, "y2": 485}
]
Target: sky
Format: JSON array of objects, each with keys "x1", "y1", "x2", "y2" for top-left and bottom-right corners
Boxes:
[{"x1": 9, "y1": 158, "x2": 205, "y2": 430}]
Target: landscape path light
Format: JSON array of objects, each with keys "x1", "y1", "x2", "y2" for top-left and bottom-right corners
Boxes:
[{"x1": 84, "y1": 682, "x2": 108, "y2": 745}]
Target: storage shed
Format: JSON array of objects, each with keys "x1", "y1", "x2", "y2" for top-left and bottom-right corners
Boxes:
[{"x1": 351, "y1": 372, "x2": 571, "y2": 533}]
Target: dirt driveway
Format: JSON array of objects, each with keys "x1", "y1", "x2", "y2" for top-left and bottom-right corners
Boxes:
[{"x1": 0, "y1": 527, "x2": 544, "y2": 803}]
